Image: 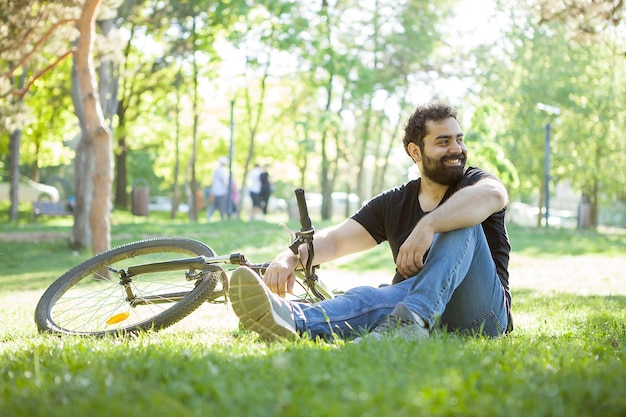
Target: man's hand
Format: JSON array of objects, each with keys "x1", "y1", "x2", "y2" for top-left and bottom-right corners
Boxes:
[
  {"x1": 395, "y1": 177, "x2": 507, "y2": 277},
  {"x1": 261, "y1": 219, "x2": 377, "y2": 296},
  {"x1": 396, "y1": 219, "x2": 436, "y2": 278},
  {"x1": 262, "y1": 250, "x2": 299, "y2": 297}
]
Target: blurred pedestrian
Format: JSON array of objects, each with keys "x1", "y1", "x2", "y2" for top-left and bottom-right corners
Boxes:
[
  {"x1": 207, "y1": 157, "x2": 229, "y2": 220},
  {"x1": 259, "y1": 165, "x2": 273, "y2": 215},
  {"x1": 248, "y1": 163, "x2": 263, "y2": 220}
]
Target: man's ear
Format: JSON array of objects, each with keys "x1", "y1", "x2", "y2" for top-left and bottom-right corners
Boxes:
[{"x1": 407, "y1": 142, "x2": 421, "y2": 163}]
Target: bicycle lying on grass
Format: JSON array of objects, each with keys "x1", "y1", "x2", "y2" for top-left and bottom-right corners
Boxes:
[{"x1": 35, "y1": 188, "x2": 334, "y2": 337}]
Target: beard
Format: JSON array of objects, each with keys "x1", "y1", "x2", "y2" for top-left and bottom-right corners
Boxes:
[{"x1": 420, "y1": 151, "x2": 467, "y2": 185}]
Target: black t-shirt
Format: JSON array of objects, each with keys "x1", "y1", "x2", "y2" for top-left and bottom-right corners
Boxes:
[{"x1": 351, "y1": 166, "x2": 511, "y2": 323}]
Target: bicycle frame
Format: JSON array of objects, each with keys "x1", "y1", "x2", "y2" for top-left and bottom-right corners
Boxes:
[
  {"x1": 109, "y1": 188, "x2": 331, "y2": 307},
  {"x1": 34, "y1": 188, "x2": 334, "y2": 337}
]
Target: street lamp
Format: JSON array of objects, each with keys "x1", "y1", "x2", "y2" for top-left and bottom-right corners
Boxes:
[
  {"x1": 226, "y1": 99, "x2": 234, "y2": 219},
  {"x1": 536, "y1": 103, "x2": 561, "y2": 227}
]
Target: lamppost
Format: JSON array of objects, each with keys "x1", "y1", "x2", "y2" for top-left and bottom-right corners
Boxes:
[
  {"x1": 536, "y1": 103, "x2": 561, "y2": 227},
  {"x1": 226, "y1": 99, "x2": 234, "y2": 219}
]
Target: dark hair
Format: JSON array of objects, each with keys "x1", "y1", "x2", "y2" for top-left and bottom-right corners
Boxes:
[{"x1": 402, "y1": 102, "x2": 458, "y2": 154}]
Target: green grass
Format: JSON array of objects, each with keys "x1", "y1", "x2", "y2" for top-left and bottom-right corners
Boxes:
[
  {"x1": 506, "y1": 224, "x2": 626, "y2": 257},
  {"x1": 1, "y1": 210, "x2": 625, "y2": 416}
]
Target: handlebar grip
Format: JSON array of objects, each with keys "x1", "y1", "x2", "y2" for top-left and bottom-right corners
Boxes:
[{"x1": 294, "y1": 188, "x2": 312, "y2": 230}]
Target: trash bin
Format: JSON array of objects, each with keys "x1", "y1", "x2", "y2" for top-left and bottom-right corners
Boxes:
[{"x1": 131, "y1": 179, "x2": 149, "y2": 216}]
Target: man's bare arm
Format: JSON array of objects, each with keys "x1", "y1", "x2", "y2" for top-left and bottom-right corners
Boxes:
[
  {"x1": 396, "y1": 178, "x2": 508, "y2": 277},
  {"x1": 423, "y1": 177, "x2": 507, "y2": 233},
  {"x1": 264, "y1": 219, "x2": 378, "y2": 296}
]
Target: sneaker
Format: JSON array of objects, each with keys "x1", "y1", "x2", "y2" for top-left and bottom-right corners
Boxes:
[
  {"x1": 355, "y1": 302, "x2": 429, "y2": 342},
  {"x1": 230, "y1": 266, "x2": 299, "y2": 341}
]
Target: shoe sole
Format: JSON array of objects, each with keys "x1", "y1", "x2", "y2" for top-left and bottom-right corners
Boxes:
[{"x1": 230, "y1": 267, "x2": 299, "y2": 341}]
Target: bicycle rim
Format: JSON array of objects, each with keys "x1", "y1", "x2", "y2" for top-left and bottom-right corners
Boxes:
[{"x1": 34, "y1": 238, "x2": 220, "y2": 336}]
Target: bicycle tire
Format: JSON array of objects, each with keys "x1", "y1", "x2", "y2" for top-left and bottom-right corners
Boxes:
[{"x1": 34, "y1": 238, "x2": 220, "y2": 337}]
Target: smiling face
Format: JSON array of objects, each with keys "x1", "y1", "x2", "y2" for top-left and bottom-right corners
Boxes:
[{"x1": 408, "y1": 117, "x2": 467, "y2": 186}]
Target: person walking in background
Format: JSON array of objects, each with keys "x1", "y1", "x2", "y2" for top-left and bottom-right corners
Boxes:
[
  {"x1": 248, "y1": 163, "x2": 263, "y2": 220},
  {"x1": 259, "y1": 165, "x2": 273, "y2": 216},
  {"x1": 207, "y1": 156, "x2": 229, "y2": 220}
]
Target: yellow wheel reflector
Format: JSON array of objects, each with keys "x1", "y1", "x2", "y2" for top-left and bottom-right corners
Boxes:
[{"x1": 106, "y1": 312, "x2": 131, "y2": 325}]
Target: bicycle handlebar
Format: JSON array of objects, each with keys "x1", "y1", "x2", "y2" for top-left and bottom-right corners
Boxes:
[
  {"x1": 294, "y1": 188, "x2": 312, "y2": 231},
  {"x1": 290, "y1": 187, "x2": 325, "y2": 299}
]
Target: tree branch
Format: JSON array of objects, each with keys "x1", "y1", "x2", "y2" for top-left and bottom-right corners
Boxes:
[
  {"x1": 11, "y1": 48, "x2": 76, "y2": 100},
  {"x1": 5, "y1": 18, "x2": 78, "y2": 79}
]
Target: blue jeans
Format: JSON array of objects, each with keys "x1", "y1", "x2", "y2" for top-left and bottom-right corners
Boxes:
[{"x1": 290, "y1": 225, "x2": 508, "y2": 339}]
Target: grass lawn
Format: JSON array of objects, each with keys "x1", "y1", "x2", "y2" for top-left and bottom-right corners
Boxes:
[{"x1": 1, "y1": 207, "x2": 625, "y2": 417}]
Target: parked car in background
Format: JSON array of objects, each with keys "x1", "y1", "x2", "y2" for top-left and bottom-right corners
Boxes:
[
  {"x1": 301, "y1": 192, "x2": 361, "y2": 219},
  {"x1": 148, "y1": 196, "x2": 190, "y2": 213},
  {"x1": 0, "y1": 174, "x2": 60, "y2": 203}
]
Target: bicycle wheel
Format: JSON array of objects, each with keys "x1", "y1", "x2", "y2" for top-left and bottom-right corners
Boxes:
[{"x1": 35, "y1": 238, "x2": 221, "y2": 336}]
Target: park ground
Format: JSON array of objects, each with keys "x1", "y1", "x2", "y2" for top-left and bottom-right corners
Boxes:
[
  {"x1": 0, "y1": 222, "x2": 625, "y2": 417},
  {"x1": 0, "y1": 226, "x2": 625, "y2": 336}
]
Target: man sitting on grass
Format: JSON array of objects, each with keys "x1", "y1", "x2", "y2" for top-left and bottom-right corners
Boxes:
[{"x1": 230, "y1": 102, "x2": 512, "y2": 341}]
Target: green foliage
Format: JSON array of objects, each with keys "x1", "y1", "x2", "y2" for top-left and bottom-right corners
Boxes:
[
  {"x1": 127, "y1": 148, "x2": 169, "y2": 194},
  {"x1": 465, "y1": 131, "x2": 520, "y2": 191},
  {"x1": 472, "y1": 2, "x2": 626, "y2": 207},
  {"x1": 0, "y1": 0, "x2": 79, "y2": 129},
  {"x1": 507, "y1": 224, "x2": 626, "y2": 257},
  {"x1": 2, "y1": 0, "x2": 624, "y2": 231},
  {"x1": 20, "y1": 58, "x2": 77, "y2": 168}
]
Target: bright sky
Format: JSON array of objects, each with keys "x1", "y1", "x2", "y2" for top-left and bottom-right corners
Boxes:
[
  {"x1": 451, "y1": 0, "x2": 503, "y2": 47},
  {"x1": 209, "y1": 0, "x2": 509, "y2": 129}
]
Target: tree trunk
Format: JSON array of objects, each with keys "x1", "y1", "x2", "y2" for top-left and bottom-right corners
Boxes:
[
  {"x1": 320, "y1": 78, "x2": 334, "y2": 221},
  {"x1": 76, "y1": 0, "x2": 113, "y2": 255},
  {"x1": 187, "y1": 17, "x2": 199, "y2": 222},
  {"x1": 537, "y1": 182, "x2": 545, "y2": 228},
  {"x1": 186, "y1": 113, "x2": 199, "y2": 222},
  {"x1": 8, "y1": 128, "x2": 22, "y2": 222},
  {"x1": 590, "y1": 182, "x2": 599, "y2": 229},
  {"x1": 354, "y1": 102, "x2": 372, "y2": 206},
  {"x1": 242, "y1": 64, "x2": 271, "y2": 221},
  {"x1": 7, "y1": 67, "x2": 27, "y2": 222},
  {"x1": 114, "y1": 132, "x2": 128, "y2": 209},
  {"x1": 72, "y1": 131, "x2": 94, "y2": 249},
  {"x1": 98, "y1": 17, "x2": 120, "y2": 211},
  {"x1": 71, "y1": 53, "x2": 92, "y2": 249},
  {"x1": 171, "y1": 70, "x2": 182, "y2": 219}
]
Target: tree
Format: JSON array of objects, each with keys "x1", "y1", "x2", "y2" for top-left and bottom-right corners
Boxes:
[
  {"x1": 235, "y1": 0, "x2": 311, "y2": 215},
  {"x1": 157, "y1": 0, "x2": 248, "y2": 221},
  {"x1": 527, "y1": 0, "x2": 625, "y2": 226},
  {"x1": 531, "y1": 0, "x2": 624, "y2": 37},
  {"x1": 1, "y1": 0, "x2": 78, "y2": 221},
  {"x1": 0, "y1": 0, "x2": 116, "y2": 251},
  {"x1": 74, "y1": 0, "x2": 114, "y2": 254},
  {"x1": 72, "y1": 0, "x2": 123, "y2": 251},
  {"x1": 303, "y1": 0, "x2": 456, "y2": 216},
  {"x1": 111, "y1": 0, "x2": 176, "y2": 211},
  {"x1": 474, "y1": 1, "x2": 625, "y2": 227}
]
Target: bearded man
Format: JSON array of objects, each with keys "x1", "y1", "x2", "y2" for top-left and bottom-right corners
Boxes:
[{"x1": 230, "y1": 102, "x2": 512, "y2": 342}]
